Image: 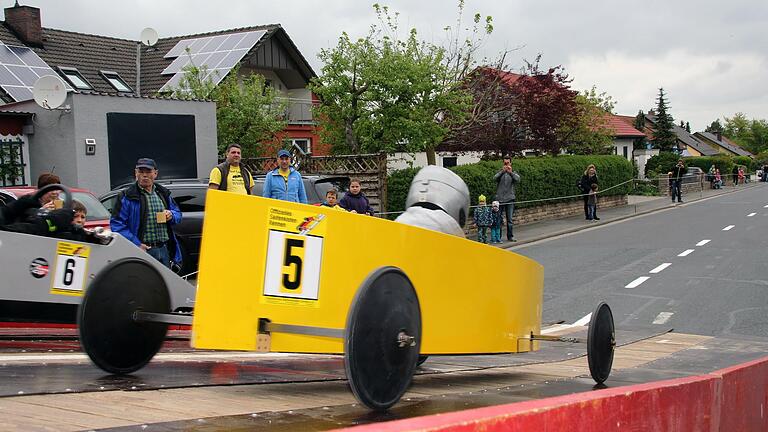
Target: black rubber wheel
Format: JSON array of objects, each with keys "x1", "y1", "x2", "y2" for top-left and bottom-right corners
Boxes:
[
  {"x1": 78, "y1": 258, "x2": 170, "y2": 374},
  {"x1": 587, "y1": 302, "x2": 615, "y2": 384},
  {"x1": 344, "y1": 267, "x2": 421, "y2": 411},
  {"x1": 417, "y1": 355, "x2": 429, "y2": 366}
]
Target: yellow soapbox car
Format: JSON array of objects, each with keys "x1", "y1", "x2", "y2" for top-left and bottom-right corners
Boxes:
[{"x1": 78, "y1": 191, "x2": 615, "y2": 410}]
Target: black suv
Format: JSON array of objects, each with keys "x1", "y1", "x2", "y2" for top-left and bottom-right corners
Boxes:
[{"x1": 101, "y1": 176, "x2": 349, "y2": 275}]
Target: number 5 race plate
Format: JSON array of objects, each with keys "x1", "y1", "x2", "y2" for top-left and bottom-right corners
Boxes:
[
  {"x1": 51, "y1": 242, "x2": 90, "y2": 296},
  {"x1": 263, "y1": 207, "x2": 326, "y2": 306}
]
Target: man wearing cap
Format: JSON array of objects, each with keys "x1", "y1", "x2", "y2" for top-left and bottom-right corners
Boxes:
[
  {"x1": 262, "y1": 149, "x2": 308, "y2": 204},
  {"x1": 209, "y1": 143, "x2": 254, "y2": 194},
  {"x1": 111, "y1": 158, "x2": 183, "y2": 269}
]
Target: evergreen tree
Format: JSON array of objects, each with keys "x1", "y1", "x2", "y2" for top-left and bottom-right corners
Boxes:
[
  {"x1": 652, "y1": 88, "x2": 677, "y2": 152},
  {"x1": 685, "y1": 121, "x2": 691, "y2": 133}
]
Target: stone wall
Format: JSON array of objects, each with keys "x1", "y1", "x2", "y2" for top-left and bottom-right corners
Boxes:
[{"x1": 658, "y1": 174, "x2": 705, "y2": 196}]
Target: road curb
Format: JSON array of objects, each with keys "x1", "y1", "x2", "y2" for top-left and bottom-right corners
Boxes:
[{"x1": 502, "y1": 184, "x2": 761, "y2": 249}]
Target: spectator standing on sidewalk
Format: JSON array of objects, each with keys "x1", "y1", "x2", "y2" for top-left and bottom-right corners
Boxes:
[
  {"x1": 738, "y1": 166, "x2": 745, "y2": 184},
  {"x1": 209, "y1": 143, "x2": 254, "y2": 194},
  {"x1": 671, "y1": 159, "x2": 686, "y2": 203},
  {"x1": 494, "y1": 157, "x2": 520, "y2": 241},
  {"x1": 263, "y1": 149, "x2": 308, "y2": 203},
  {"x1": 762, "y1": 164, "x2": 768, "y2": 182},
  {"x1": 732, "y1": 165, "x2": 740, "y2": 186},
  {"x1": 714, "y1": 169, "x2": 723, "y2": 189},
  {"x1": 578, "y1": 164, "x2": 599, "y2": 220},
  {"x1": 473, "y1": 194, "x2": 492, "y2": 244},
  {"x1": 587, "y1": 184, "x2": 598, "y2": 220},
  {"x1": 489, "y1": 200, "x2": 504, "y2": 244}
]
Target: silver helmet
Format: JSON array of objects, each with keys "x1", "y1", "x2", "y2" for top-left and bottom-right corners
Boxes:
[{"x1": 404, "y1": 165, "x2": 470, "y2": 228}]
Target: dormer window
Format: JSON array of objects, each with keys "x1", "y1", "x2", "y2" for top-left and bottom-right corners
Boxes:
[
  {"x1": 57, "y1": 67, "x2": 93, "y2": 90},
  {"x1": 100, "y1": 70, "x2": 132, "y2": 93}
]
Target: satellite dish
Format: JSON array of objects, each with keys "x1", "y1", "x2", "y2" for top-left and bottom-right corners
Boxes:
[
  {"x1": 140, "y1": 28, "x2": 158, "y2": 47},
  {"x1": 33, "y1": 75, "x2": 68, "y2": 110}
]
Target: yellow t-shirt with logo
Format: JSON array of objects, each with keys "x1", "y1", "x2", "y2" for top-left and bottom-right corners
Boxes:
[{"x1": 209, "y1": 165, "x2": 253, "y2": 195}]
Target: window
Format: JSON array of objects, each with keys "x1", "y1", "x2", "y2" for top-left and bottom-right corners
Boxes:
[
  {"x1": 290, "y1": 138, "x2": 311, "y2": 155},
  {"x1": 173, "y1": 188, "x2": 207, "y2": 213},
  {"x1": 442, "y1": 156, "x2": 458, "y2": 168},
  {"x1": 100, "y1": 71, "x2": 132, "y2": 93},
  {"x1": 622, "y1": 146, "x2": 628, "y2": 158},
  {"x1": 57, "y1": 67, "x2": 93, "y2": 90}
]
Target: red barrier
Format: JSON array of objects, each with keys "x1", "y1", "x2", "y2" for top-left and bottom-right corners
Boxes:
[{"x1": 339, "y1": 356, "x2": 768, "y2": 432}]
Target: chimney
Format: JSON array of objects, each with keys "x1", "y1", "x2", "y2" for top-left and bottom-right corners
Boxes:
[
  {"x1": 4, "y1": 2, "x2": 42, "y2": 47},
  {"x1": 716, "y1": 131, "x2": 722, "y2": 141}
]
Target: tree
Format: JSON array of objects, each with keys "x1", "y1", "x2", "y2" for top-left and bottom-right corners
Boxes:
[
  {"x1": 652, "y1": 88, "x2": 676, "y2": 152},
  {"x1": 705, "y1": 119, "x2": 724, "y2": 134},
  {"x1": 169, "y1": 58, "x2": 287, "y2": 156},
  {"x1": 310, "y1": 4, "x2": 473, "y2": 161},
  {"x1": 633, "y1": 110, "x2": 648, "y2": 149},
  {"x1": 508, "y1": 56, "x2": 579, "y2": 154},
  {"x1": 685, "y1": 121, "x2": 691, "y2": 133},
  {"x1": 561, "y1": 86, "x2": 615, "y2": 155},
  {"x1": 723, "y1": 113, "x2": 768, "y2": 154}
]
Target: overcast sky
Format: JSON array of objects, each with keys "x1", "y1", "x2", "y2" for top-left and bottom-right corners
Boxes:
[{"x1": 18, "y1": 0, "x2": 768, "y2": 131}]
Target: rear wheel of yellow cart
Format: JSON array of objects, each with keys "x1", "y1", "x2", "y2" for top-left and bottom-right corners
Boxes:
[
  {"x1": 587, "y1": 302, "x2": 615, "y2": 384},
  {"x1": 78, "y1": 258, "x2": 170, "y2": 374},
  {"x1": 344, "y1": 267, "x2": 421, "y2": 411}
]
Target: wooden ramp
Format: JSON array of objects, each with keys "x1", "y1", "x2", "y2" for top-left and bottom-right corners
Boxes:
[{"x1": 0, "y1": 331, "x2": 711, "y2": 431}]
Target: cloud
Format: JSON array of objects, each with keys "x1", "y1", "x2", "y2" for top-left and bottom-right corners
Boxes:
[{"x1": 568, "y1": 50, "x2": 768, "y2": 130}]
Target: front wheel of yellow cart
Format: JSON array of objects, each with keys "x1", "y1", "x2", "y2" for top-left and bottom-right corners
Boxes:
[{"x1": 344, "y1": 267, "x2": 421, "y2": 411}]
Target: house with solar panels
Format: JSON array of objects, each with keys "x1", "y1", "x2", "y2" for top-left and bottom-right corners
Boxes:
[{"x1": 0, "y1": 2, "x2": 323, "y2": 194}]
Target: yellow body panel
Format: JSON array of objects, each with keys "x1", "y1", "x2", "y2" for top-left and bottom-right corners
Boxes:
[{"x1": 192, "y1": 191, "x2": 543, "y2": 354}]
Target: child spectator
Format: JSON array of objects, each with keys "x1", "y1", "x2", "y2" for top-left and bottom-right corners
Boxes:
[
  {"x1": 714, "y1": 169, "x2": 722, "y2": 189},
  {"x1": 587, "y1": 184, "x2": 598, "y2": 221},
  {"x1": 320, "y1": 189, "x2": 344, "y2": 210},
  {"x1": 339, "y1": 179, "x2": 375, "y2": 215},
  {"x1": 72, "y1": 200, "x2": 87, "y2": 227},
  {"x1": 490, "y1": 200, "x2": 504, "y2": 244},
  {"x1": 473, "y1": 194, "x2": 492, "y2": 244}
]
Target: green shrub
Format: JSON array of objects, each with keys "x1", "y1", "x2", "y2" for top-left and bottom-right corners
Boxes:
[
  {"x1": 733, "y1": 156, "x2": 755, "y2": 170},
  {"x1": 387, "y1": 155, "x2": 633, "y2": 213},
  {"x1": 645, "y1": 152, "x2": 680, "y2": 177}
]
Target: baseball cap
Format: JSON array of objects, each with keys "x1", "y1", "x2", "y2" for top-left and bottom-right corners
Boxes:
[
  {"x1": 277, "y1": 149, "x2": 291, "y2": 158},
  {"x1": 136, "y1": 158, "x2": 157, "y2": 169}
]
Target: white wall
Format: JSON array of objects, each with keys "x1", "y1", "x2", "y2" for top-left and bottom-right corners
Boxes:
[
  {"x1": 387, "y1": 151, "x2": 483, "y2": 171},
  {"x1": 633, "y1": 148, "x2": 659, "y2": 179},
  {"x1": 612, "y1": 137, "x2": 635, "y2": 161}
]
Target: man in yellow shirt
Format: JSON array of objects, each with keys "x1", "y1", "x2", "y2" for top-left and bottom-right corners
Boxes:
[{"x1": 209, "y1": 144, "x2": 254, "y2": 195}]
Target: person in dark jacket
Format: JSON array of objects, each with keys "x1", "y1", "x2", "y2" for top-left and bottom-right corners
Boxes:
[
  {"x1": 0, "y1": 193, "x2": 74, "y2": 235},
  {"x1": 494, "y1": 157, "x2": 521, "y2": 241},
  {"x1": 339, "y1": 179, "x2": 375, "y2": 215},
  {"x1": 671, "y1": 159, "x2": 686, "y2": 203},
  {"x1": 578, "y1": 164, "x2": 599, "y2": 220},
  {"x1": 111, "y1": 158, "x2": 182, "y2": 268}
]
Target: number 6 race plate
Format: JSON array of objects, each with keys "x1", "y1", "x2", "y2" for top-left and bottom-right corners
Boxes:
[
  {"x1": 263, "y1": 207, "x2": 326, "y2": 306},
  {"x1": 51, "y1": 242, "x2": 90, "y2": 296}
]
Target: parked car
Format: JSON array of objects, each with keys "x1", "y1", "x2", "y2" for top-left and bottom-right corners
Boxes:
[
  {"x1": 100, "y1": 176, "x2": 349, "y2": 275},
  {"x1": 682, "y1": 167, "x2": 705, "y2": 184},
  {"x1": 0, "y1": 186, "x2": 111, "y2": 229}
]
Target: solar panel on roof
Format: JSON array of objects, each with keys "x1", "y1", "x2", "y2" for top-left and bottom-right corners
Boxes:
[
  {"x1": 159, "y1": 30, "x2": 265, "y2": 93},
  {"x1": 0, "y1": 41, "x2": 70, "y2": 102}
]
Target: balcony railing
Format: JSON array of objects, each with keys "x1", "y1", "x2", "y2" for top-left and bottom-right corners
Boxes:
[{"x1": 281, "y1": 98, "x2": 316, "y2": 125}]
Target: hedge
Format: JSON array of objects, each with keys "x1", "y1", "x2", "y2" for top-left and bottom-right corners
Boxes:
[{"x1": 387, "y1": 155, "x2": 633, "y2": 215}]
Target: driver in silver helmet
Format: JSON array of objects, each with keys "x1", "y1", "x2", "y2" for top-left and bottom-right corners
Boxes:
[{"x1": 395, "y1": 165, "x2": 470, "y2": 237}]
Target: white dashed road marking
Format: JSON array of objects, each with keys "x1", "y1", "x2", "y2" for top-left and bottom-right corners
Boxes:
[
  {"x1": 748, "y1": 212, "x2": 757, "y2": 217},
  {"x1": 764, "y1": 204, "x2": 768, "y2": 208},
  {"x1": 572, "y1": 313, "x2": 592, "y2": 326},
  {"x1": 625, "y1": 276, "x2": 650, "y2": 289},
  {"x1": 653, "y1": 312, "x2": 674, "y2": 325},
  {"x1": 650, "y1": 263, "x2": 671, "y2": 274},
  {"x1": 678, "y1": 249, "x2": 695, "y2": 257},
  {"x1": 723, "y1": 225, "x2": 735, "y2": 231},
  {"x1": 696, "y1": 239, "x2": 711, "y2": 246}
]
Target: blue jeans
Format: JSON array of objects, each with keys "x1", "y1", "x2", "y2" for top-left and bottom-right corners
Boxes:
[
  {"x1": 671, "y1": 180, "x2": 682, "y2": 202},
  {"x1": 477, "y1": 227, "x2": 488, "y2": 244},
  {"x1": 501, "y1": 201, "x2": 515, "y2": 239},
  {"x1": 587, "y1": 204, "x2": 596, "y2": 220},
  {"x1": 490, "y1": 226, "x2": 501, "y2": 243},
  {"x1": 146, "y1": 244, "x2": 171, "y2": 269}
]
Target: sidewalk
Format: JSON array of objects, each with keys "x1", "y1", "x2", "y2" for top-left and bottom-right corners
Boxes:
[{"x1": 482, "y1": 182, "x2": 765, "y2": 249}]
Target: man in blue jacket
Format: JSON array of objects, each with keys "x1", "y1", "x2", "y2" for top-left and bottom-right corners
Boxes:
[
  {"x1": 262, "y1": 149, "x2": 308, "y2": 204},
  {"x1": 111, "y1": 158, "x2": 183, "y2": 268}
]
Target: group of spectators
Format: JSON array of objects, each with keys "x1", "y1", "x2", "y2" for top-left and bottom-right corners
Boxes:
[{"x1": 110, "y1": 145, "x2": 376, "y2": 269}]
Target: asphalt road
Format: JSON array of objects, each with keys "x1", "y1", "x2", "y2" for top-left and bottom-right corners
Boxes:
[{"x1": 514, "y1": 183, "x2": 768, "y2": 338}]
